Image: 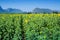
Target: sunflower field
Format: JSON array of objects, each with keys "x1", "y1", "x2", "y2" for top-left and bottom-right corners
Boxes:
[{"x1": 0, "y1": 14, "x2": 60, "y2": 40}]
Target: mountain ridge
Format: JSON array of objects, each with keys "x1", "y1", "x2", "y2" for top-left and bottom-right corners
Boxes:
[
  {"x1": 32, "y1": 8, "x2": 53, "y2": 13},
  {"x1": 0, "y1": 6, "x2": 59, "y2": 13},
  {"x1": 0, "y1": 6, "x2": 23, "y2": 13}
]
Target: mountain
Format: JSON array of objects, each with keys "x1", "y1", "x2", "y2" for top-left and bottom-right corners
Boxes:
[
  {"x1": 0, "y1": 6, "x2": 23, "y2": 13},
  {"x1": 5, "y1": 8, "x2": 23, "y2": 13},
  {"x1": 0, "y1": 6, "x2": 59, "y2": 13},
  {"x1": 0, "y1": 6, "x2": 5, "y2": 12},
  {"x1": 33, "y1": 8, "x2": 53, "y2": 13},
  {"x1": 54, "y1": 10, "x2": 60, "y2": 12}
]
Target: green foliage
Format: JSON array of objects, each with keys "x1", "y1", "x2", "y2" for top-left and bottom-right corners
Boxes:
[
  {"x1": 23, "y1": 14, "x2": 60, "y2": 40},
  {"x1": 0, "y1": 14, "x2": 60, "y2": 40},
  {"x1": 0, "y1": 15, "x2": 22, "y2": 40}
]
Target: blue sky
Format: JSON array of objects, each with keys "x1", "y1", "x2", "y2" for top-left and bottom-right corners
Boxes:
[{"x1": 0, "y1": 0, "x2": 60, "y2": 12}]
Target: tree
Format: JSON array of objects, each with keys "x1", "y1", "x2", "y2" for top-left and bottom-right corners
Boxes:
[{"x1": 53, "y1": 11, "x2": 58, "y2": 14}]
